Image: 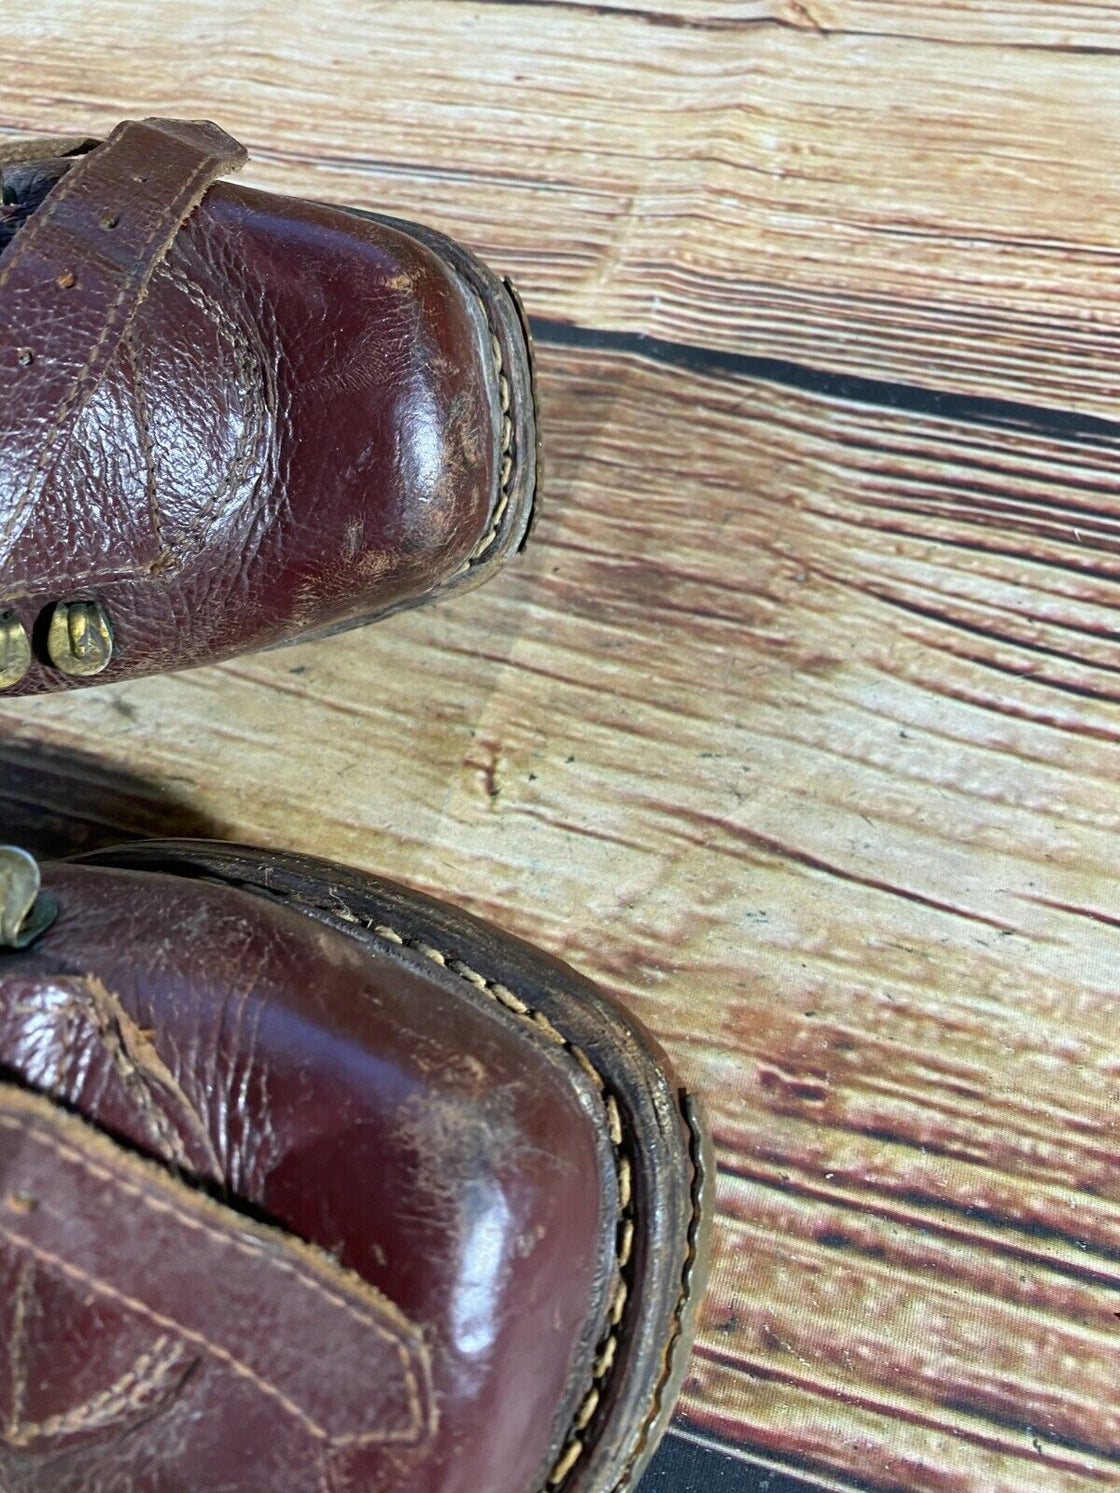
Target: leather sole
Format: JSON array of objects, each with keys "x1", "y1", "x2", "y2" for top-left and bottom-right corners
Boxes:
[{"x1": 76, "y1": 838, "x2": 712, "y2": 1493}]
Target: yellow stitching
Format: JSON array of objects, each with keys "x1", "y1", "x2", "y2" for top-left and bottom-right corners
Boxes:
[
  {"x1": 610, "y1": 1280, "x2": 628, "y2": 1326},
  {"x1": 574, "y1": 1387, "x2": 599, "y2": 1431},
  {"x1": 548, "y1": 1438, "x2": 584, "y2": 1486},
  {"x1": 354, "y1": 916, "x2": 634, "y2": 1493},
  {"x1": 80, "y1": 867, "x2": 696, "y2": 1493},
  {"x1": 605, "y1": 1095, "x2": 623, "y2": 1147},
  {"x1": 610, "y1": 1106, "x2": 707, "y2": 1493},
  {"x1": 492, "y1": 983, "x2": 529, "y2": 1015},
  {"x1": 571, "y1": 1044, "x2": 604, "y2": 1088},
  {"x1": 0, "y1": 1223, "x2": 344, "y2": 1445},
  {"x1": 157, "y1": 261, "x2": 267, "y2": 556},
  {"x1": 594, "y1": 1337, "x2": 617, "y2": 1379},
  {"x1": 7, "y1": 1257, "x2": 32, "y2": 1435},
  {"x1": 464, "y1": 331, "x2": 515, "y2": 565},
  {"x1": 7, "y1": 1335, "x2": 183, "y2": 1445},
  {"x1": 617, "y1": 1157, "x2": 633, "y2": 1211},
  {"x1": 618, "y1": 1219, "x2": 635, "y2": 1269},
  {"x1": 0, "y1": 1113, "x2": 425, "y2": 1446},
  {"x1": 530, "y1": 1010, "x2": 567, "y2": 1046}
]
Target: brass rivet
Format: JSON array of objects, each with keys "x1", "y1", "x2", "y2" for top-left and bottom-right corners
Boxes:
[
  {"x1": 100, "y1": 211, "x2": 120, "y2": 230},
  {"x1": 57, "y1": 270, "x2": 76, "y2": 289},
  {"x1": 0, "y1": 614, "x2": 31, "y2": 688},
  {"x1": 47, "y1": 599, "x2": 114, "y2": 677}
]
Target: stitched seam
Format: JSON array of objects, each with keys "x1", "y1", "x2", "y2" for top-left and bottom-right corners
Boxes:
[
  {"x1": 610, "y1": 1106, "x2": 705, "y2": 1493},
  {"x1": 0, "y1": 1222, "x2": 351, "y2": 1447},
  {"x1": 277, "y1": 888, "x2": 635, "y2": 1493},
  {"x1": 0, "y1": 1114, "x2": 425, "y2": 1447},
  {"x1": 157, "y1": 262, "x2": 266, "y2": 556},
  {"x1": 367, "y1": 921, "x2": 629, "y2": 1492},
  {"x1": 123, "y1": 337, "x2": 166, "y2": 560},
  {"x1": 0, "y1": 148, "x2": 222, "y2": 559},
  {"x1": 462, "y1": 329, "x2": 515, "y2": 568},
  {"x1": 3, "y1": 245, "x2": 268, "y2": 600},
  {"x1": 0, "y1": 138, "x2": 96, "y2": 293},
  {"x1": 6, "y1": 1257, "x2": 32, "y2": 1435},
  {"x1": 7, "y1": 1334, "x2": 183, "y2": 1445},
  {"x1": 368, "y1": 920, "x2": 630, "y2": 1492}
]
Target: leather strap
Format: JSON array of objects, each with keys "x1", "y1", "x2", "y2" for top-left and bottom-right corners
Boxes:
[
  {"x1": 0, "y1": 1082, "x2": 433, "y2": 1454},
  {"x1": 0, "y1": 133, "x2": 97, "y2": 168},
  {"x1": 0, "y1": 118, "x2": 247, "y2": 588}
]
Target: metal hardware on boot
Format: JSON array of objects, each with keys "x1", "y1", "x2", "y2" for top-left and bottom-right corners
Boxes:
[
  {"x1": 0, "y1": 119, "x2": 538, "y2": 695},
  {"x1": 47, "y1": 598, "x2": 114, "y2": 676},
  {"x1": 0, "y1": 613, "x2": 31, "y2": 688},
  {"x1": 0, "y1": 846, "x2": 57, "y2": 950}
]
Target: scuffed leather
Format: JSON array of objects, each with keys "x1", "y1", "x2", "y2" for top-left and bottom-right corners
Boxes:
[
  {"x1": 0, "y1": 863, "x2": 616, "y2": 1493},
  {"x1": 0, "y1": 119, "x2": 521, "y2": 691}
]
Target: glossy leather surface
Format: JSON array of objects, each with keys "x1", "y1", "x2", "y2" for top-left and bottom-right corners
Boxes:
[
  {"x1": 0, "y1": 863, "x2": 615, "y2": 1493},
  {"x1": 0, "y1": 119, "x2": 533, "y2": 692}
]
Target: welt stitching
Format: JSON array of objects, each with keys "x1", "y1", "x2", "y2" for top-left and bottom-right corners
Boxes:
[
  {"x1": 0, "y1": 149, "x2": 221, "y2": 557},
  {"x1": 349, "y1": 905, "x2": 703, "y2": 1493},
  {"x1": 0, "y1": 1112, "x2": 426, "y2": 1447},
  {"x1": 283, "y1": 887, "x2": 635, "y2": 1493},
  {"x1": 610, "y1": 1106, "x2": 705, "y2": 1493},
  {"x1": 456, "y1": 327, "x2": 515, "y2": 574},
  {"x1": 368, "y1": 919, "x2": 628, "y2": 1493}
]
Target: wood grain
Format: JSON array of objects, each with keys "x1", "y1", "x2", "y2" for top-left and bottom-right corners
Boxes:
[{"x1": 2, "y1": 3, "x2": 1120, "y2": 1490}]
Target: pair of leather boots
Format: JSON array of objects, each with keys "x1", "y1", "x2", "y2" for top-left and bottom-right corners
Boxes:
[{"x1": 0, "y1": 119, "x2": 710, "y2": 1493}]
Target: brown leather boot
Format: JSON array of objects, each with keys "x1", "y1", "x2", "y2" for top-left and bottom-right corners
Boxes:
[
  {"x1": 0, "y1": 119, "x2": 538, "y2": 693},
  {"x1": 0, "y1": 841, "x2": 710, "y2": 1493}
]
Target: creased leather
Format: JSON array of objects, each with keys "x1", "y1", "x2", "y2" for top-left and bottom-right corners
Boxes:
[
  {"x1": 0, "y1": 862, "x2": 613, "y2": 1493},
  {"x1": 0, "y1": 118, "x2": 528, "y2": 691},
  {"x1": 0, "y1": 120, "x2": 247, "y2": 591},
  {"x1": 0, "y1": 1084, "x2": 434, "y2": 1477}
]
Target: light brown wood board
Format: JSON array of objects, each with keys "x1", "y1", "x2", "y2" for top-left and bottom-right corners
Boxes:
[{"x1": 1, "y1": 4, "x2": 1119, "y2": 1490}]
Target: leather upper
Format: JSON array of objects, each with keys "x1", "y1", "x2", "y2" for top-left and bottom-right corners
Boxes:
[
  {"x1": 0, "y1": 861, "x2": 617, "y2": 1493},
  {"x1": 0, "y1": 119, "x2": 532, "y2": 691}
]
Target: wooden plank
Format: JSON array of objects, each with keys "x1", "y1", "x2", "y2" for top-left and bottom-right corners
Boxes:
[
  {"x1": 484, "y1": 0, "x2": 1120, "y2": 49},
  {"x1": 8, "y1": 336, "x2": 1120, "y2": 1487},
  {"x1": 3, "y1": 3, "x2": 1120, "y2": 1489},
  {"x1": 1, "y1": 2, "x2": 1118, "y2": 416}
]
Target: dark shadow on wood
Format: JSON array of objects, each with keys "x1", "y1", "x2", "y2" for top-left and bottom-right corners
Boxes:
[
  {"x1": 0, "y1": 735, "x2": 223, "y2": 859},
  {"x1": 640, "y1": 1430, "x2": 824, "y2": 1493},
  {"x1": 530, "y1": 317, "x2": 1120, "y2": 449}
]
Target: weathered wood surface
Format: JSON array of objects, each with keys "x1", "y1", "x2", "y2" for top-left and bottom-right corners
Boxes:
[{"x1": 2, "y1": 4, "x2": 1120, "y2": 1490}]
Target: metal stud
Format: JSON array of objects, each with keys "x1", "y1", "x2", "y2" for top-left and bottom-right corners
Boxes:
[
  {"x1": 0, "y1": 846, "x2": 57, "y2": 951},
  {"x1": 46, "y1": 599, "x2": 114, "y2": 677},
  {"x1": 0, "y1": 614, "x2": 31, "y2": 689}
]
